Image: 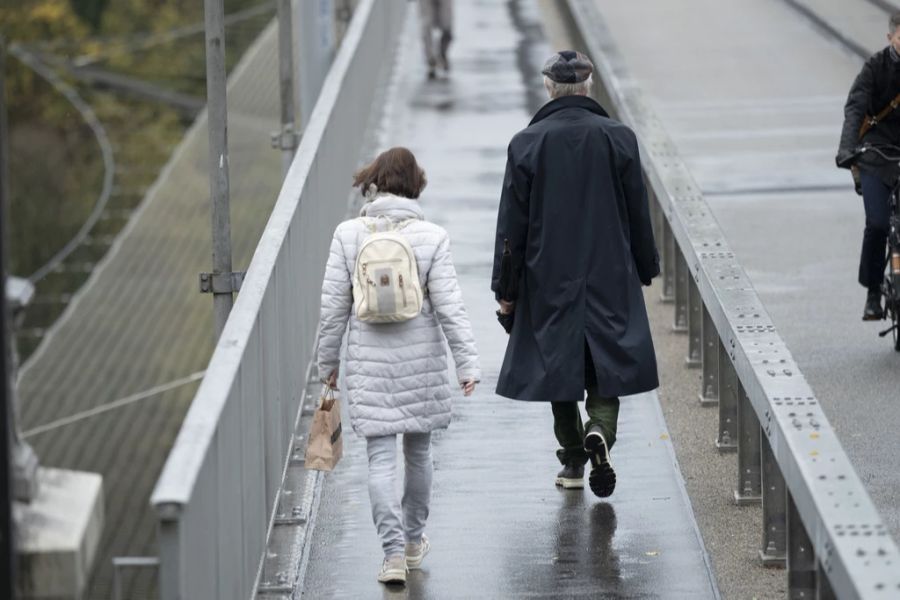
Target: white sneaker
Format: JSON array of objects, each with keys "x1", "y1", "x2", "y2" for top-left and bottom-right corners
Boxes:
[
  {"x1": 377, "y1": 554, "x2": 407, "y2": 585},
  {"x1": 405, "y1": 535, "x2": 430, "y2": 569}
]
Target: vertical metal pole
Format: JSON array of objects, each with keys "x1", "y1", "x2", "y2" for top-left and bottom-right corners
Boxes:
[
  {"x1": 733, "y1": 387, "x2": 761, "y2": 504},
  {"x1": 686, "y1": 276, "x2": 702, "y2": 367},
  {"x1": 273, "y1": 0, "x2": 299, "y2": 176},
  {"x1": 673, "y1": 253, "x2": 688, "y2": 332},
  {"x1": 760, "y1": 431, "x2": 787, "y2": 567},
  {"x1": 787, "y1": 494, "x2": 817, "y2": 598},
  {"x1": 716, "y1": 341, "x2": 737, "y2": 452},
  {"x1": 0, "y1": 36, "x2": 16, "y2": 600},
  {"x1": 699, "y1": 306, "x2": 719, "y2": 405},
  {"x1": 205, "y1": 0, "x2": 234, "y2": 340},
  {"x1": 157, "y1": 515, "x2": 182, "y2": 600},
  {"x1": 661, "y1": 221, "x2": 675, "y2": 303}
]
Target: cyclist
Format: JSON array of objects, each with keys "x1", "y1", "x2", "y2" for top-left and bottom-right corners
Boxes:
[{"x1": 837, "y1": 11, "x2": 900, "y2": 320}]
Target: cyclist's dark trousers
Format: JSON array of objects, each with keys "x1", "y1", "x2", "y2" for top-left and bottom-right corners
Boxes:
[{"x1": 859, "y1": 172, "x2": 892, "y2": 289}]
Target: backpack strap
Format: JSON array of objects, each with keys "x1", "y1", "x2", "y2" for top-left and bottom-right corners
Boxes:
[
  {"x1": 358, "y1": 216, "x2": 386, "y2": 233},
  {"x1": 859, "y1": 91, "x2": 900, "y2": 139},
  {"x1": 394, "y1": 218, "x2": 418, "y2": 231},
  {"x1": 358, "y1": 216, "x2": 418, "y2": 232}
]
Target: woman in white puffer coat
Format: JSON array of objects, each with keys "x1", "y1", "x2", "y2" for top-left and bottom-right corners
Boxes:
[{"x1": 316, "y1": 147, "x2": 480, "y2": 586}]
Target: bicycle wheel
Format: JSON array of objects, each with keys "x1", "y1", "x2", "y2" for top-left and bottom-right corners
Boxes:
[
  {"x1": 888, "y1": 276, "x2": 900, "y2": 352},
  {"x1": 894, "y1": 301, "x2": 900, "y2": 352}
]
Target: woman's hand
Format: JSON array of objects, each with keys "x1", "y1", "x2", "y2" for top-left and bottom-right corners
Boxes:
[
  {"x1": 461, "y1": 380, "x2": 477, "y2": 396},
  {"x1": 325, "y1": 369, "x2": 339, "y2": 389}
]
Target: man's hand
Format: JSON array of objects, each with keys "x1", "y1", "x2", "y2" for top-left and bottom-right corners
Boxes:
[
  {"x1": 836, "y1": 149, "x2": 858, "y2": 169},
  {"x1": 461, "y1": 380, "x2": 477, "y2": 396},
  {"x1": 498, "y1": 300, "x2": 515, "y2": 315}
]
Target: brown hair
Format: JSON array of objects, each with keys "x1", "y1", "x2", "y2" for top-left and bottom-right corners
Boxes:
[{"x1": 353, "y1": 147, "x2": 427, "y2": 199}]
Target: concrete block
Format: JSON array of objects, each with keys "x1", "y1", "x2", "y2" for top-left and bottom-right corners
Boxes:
[{"x1": 13, "y1": 468, "x2": 104, "y2": 600}]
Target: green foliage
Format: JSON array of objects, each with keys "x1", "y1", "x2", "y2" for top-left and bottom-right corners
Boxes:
[
  {"x1": 0, "y1": 0, "x2": 89, "y2": 42},
  {"x1": 4, "y1": 0, "x2": 273, "y2": 361}
]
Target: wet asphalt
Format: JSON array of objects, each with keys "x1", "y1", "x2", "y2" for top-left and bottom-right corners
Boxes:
[{"x1": 301, "y1": 1, "x2": 719, "y2": 598}]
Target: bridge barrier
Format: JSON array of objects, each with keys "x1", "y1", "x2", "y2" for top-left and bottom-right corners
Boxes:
[
  {"x1": 149, "y1": 1, "x2": 406, "y2": 597},
  {"x1": 563, "y1": 1, "x2": 900, "y2": 598}
]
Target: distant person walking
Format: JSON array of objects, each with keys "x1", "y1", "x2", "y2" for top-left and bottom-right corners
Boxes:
[
  {"x1": 317, "y1": 147, "x2": 480, "y2": 586},
  {"x1": 419, "y1": 0, "x2": 453, "y2": 79},
  {"x1": 492, "y1": 52, "x2": 660, "y2": 498}
]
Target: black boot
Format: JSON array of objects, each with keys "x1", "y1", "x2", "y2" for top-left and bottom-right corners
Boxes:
[
  {"x1": 555, "y1": 460, "x2": 585, "y2": 489},
  {"x1": 584, "y1": 425, "x2": 616, "y2": 498},
  {"x1": 864, "y1": 289, "x2": 884, "y2": 321}
]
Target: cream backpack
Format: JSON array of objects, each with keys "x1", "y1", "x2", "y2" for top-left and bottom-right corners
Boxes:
[{"x1": 352, "y1": 217, "x2": 423, "y2": 323}]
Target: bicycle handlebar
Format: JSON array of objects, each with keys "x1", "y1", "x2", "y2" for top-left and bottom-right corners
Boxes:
[{"x1": 853, "y1": 144, "x2": 900, "y2": 163}]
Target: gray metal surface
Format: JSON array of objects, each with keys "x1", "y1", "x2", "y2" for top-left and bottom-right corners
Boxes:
[
  {"x1": 149, "y1": 2, "x2": 406, "y2": 598},
  {"x1": 204, "y1": 0, "x2": 236, "y2": 340},
  {"x1": 274, "y1": 0, "x2": 298, "y2": 176},
  {"x1": 296, "y1": 0, "x2": 335, "y2": 127},
  {"x1": 565, "y1": 0, "x2": 900, "y2": 597},
  {"x1": 302, "y1": 4, "x2": 717, "y2": 596}
]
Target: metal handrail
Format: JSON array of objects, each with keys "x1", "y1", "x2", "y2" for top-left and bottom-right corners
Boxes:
[
  {"x1": 564, "y1": 0, "x2": 900, "y2": 598},
  {"x1": 149, "y1": 1, "x2": 406, "y2": 598}
]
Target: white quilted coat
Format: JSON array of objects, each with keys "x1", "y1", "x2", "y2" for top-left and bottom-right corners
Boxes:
[{"x1": 316, "y1": 194, "x2": 481, "y2": 437}]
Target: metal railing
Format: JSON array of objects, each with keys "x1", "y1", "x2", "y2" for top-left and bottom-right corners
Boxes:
[
  {"x1": 564, "y1": 1, "x2": 900, "y2": 598},
  {"x1": 149, "y1": 1, "x2": 406, "y2": 597}
]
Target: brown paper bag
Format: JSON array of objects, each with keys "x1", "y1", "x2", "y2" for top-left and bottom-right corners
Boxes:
[{"x1": 304, "y1": 387, "x2": 343, "y2": 471}]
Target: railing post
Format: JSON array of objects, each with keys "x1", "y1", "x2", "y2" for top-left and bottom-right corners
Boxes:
[
  {"x1": 734, "y1": 386, "x2": 761, "y2": 504},
  {"x1": 156, "y1": 514, "x2": 182, "y2": 600},
  {"x1": 699, "y1": 306, "x2": 718, "y2": 405},
  {"x1": 788, "y1": 494, "x2": 817, "y2": 598},
  {"x1": 661, "y1": 220, "x2": 675, "y2": 303},
  {"x1": 760, "y1": 432, "x2": 787, "y2": 567},
  {"x1": 686, "y1": 275, "x2": 702, "y2": 367},
  {"x1": 716, "y1": 341, "x2": 737, "y2": 452},
  {"x1": 817, "y1": 565, "x2": 837, "y2": 600},
  {"x1": 673, "y1": 252, "x2": 688, "y2": 332}
]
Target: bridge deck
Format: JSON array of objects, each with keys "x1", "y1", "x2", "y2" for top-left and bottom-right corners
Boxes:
[{"x1": 301, "y1": 3, "x2": 718, "y2": 598}]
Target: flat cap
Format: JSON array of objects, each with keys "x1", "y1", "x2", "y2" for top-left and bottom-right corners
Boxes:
[{"x1": 541, "y1": 51, "x2": 593, "y2": 84}]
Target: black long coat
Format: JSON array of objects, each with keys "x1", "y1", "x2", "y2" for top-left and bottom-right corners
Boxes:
[{"x1": 491, "y1": 95, "x2": 660, "y2": 402}]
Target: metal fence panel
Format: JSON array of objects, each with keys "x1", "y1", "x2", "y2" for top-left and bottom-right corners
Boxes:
[
  {"x1": 261, "y1": 281, "x2": 284, "y2": 513},
  {"x1": 240, "y1": 326, "x2": 267, "y2": 591},
  {"x1": 216, "y1": 384, "x2": 245, "y2": 597},
  {"x1": 150, "y1": 1, "x2": 406, "y2": 597}
]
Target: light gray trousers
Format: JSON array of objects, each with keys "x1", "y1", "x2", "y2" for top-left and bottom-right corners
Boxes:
[
  {"x1": 418, "y1": 0, "x2": 453, "y2": 66},
  {"x1": 366, "y1": 433, "x2": 433, "y2": 557}
]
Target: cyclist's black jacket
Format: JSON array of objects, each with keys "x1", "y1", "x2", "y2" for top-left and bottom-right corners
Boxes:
[{"x1": 838, "y1": 46, "x2": 900, "y2": 185}]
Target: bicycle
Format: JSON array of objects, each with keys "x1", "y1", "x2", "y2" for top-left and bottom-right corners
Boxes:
[{"x1": 849, "y1": 144, "x2": 900, "y2": 351}]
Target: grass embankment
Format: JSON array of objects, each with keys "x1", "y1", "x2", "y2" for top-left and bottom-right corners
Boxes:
[{"x1": 1, "y1": 0, "x2": 274, "y2": 360}]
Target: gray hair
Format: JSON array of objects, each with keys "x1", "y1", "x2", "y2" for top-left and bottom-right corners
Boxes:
[
  {"x1": 891, "y1": 11, "x2": 900, "y2": 33},
  {"x1": 544, "y1": 75, "x2": 593, "y2": 99}
]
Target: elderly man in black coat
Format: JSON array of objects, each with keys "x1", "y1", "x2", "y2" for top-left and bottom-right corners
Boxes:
[{"x1": 491, "y1": 51, "x2": 660, "y2": 498}]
